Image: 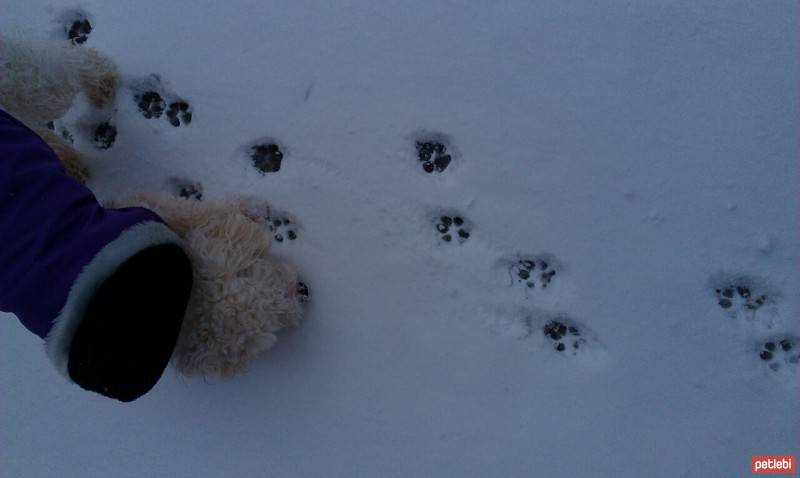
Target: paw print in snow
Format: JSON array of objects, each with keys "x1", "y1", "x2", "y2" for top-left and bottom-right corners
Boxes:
[
  {"x1": 237, "y1": 199, "x2": 301, "y2": 244},
  {"x1": 251, "y1": 143, "x2": 284, "y2": 174},
  {"x1": 709, "y1": 274, "x2": 778, "y2": 324},
  {"x1": 543, "y1": 319, "x2": 586, "y2": 354},
  {"x1": 66, "y1": 18, "x2": 92, "y2": 44},
  {"x1": 267, "y1": 214, "x2": 299, "y2": 244},
  {"x1": 714, "y1": 279, "x2": 771, "y2": 317},
  {"x1": 435, "y1": 214, "x2": 471, "y2": 244},
  {"x1": 511, "y1": 258, "x2": 556, "y2": 290},
  {"x1": 715, "y1": 285, "x2": 767, "y2": 312},
  {"x1": 416, "y1": 140, "x2": 452, "y2": 174},
  {"x1": 136, "y1": 91, "x2": 166, "y2": 119},
  {"x1": 47, "y1": 120, "x2": 75, "y2": 144},
  {"x1": 487, "y1": 308, "x2": 601, "y2": 358},
  {"x1": 297, "y1": 281, "x2": 310, "y2": 304},
  {"x1": 167, "y1": 177, "x2": 203, "y2": 201},
  {"x1": 759, "y1": 337, "x2": 799, "y2": 372},
  {"x1": 130, "y1": 76, "x2": 192, "y2": 126},
  {"x1": 166, "y1": 101, "x2": 192, "y2": 127},
  {"x1": 93, "y1": 122, "x2": 116, "y2": 149}
]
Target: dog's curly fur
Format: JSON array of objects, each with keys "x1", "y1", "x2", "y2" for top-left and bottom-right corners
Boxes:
[
  {"x1": 0, "y1": 33, "x2": 117, "y2": 183},
  {"x1": 1, "y1": 34, "x2": 305, "y2": 377}
]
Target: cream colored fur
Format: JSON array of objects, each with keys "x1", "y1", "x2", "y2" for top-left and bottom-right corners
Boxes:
[
  {"x1": 1, "y1": 34, "x2": 305, "y2": 377},
  {"x1": 0, "y1": 33, "x2": 117, "y2": 183},
  {"x1": 0, "y1": 33, "x2": 117, "y2": 122}
]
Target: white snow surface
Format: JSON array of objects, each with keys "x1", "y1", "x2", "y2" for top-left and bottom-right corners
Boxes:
[{"x1": 1, "y1": 1, "x2": 798, "y2": 477}]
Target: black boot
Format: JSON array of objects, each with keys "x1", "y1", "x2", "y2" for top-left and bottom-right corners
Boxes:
[{"x1": 68, "y1": 244, "x2": 193, "y2": 402}]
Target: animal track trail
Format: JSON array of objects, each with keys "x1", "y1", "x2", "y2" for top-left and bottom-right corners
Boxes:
[
  {"x1": 93, "y1": 121, "x2": 117, "y2": 150},
  {"x1": 67, "y1": 18, "x2": 92, "y2": 45},
  {"x1": 250, "y1": 143, "x2": 285, "y2": 174},
  {"x1": 233, "y1": 138, "x2": 287, "y2": 175},
  {"x1": 757, "y1": 336, "x2": 799, "y2": 373},
  {"x1": 487, "y1": 307, "x2": 603, "y2": 360},
  {"x1": 415, "y1": 140, "x2": 452, "y2": 174},
  {"x1": 165, "y1": 101, "x2": 192, "y2": 127},
  {"x1": 708, "y1": 273, "x2": 796, "y2": 383},
  {"x1": 509, "y1": 258, "x2": 557, "y2": 291},
  {"x1": 167, "y1": 177, "x2": 203, "y2": 201},
  {"x1": 267, "y1": 214, "x2": 299, "y2": 244},
  {"x1": 296, "y1": 281, "x2": 310, "y2": 304},
  {"x1": 239, "y1": 199, "x2": 302, "y2": 246},
  {"x1": 493, "y1": 253, "x2": 563, "y2": 298},
  {"x1": 433, "y1": 213, "x2": 472, "y2": 246},
  {"x1": 715, "y1": 285, "x2": 767, "y2": 313},
  {"x1": 410, "y1": 130, "x2": 459, "y2": 175},
  {"x1": 46, "y1": 120, "x2": 75, "y2": 144},
  {"x1": 708, "y1": 273, "x2": 779, "y2": 326},
  {"x1": 136, "y1": 91, "x2": 165, "y2": 119},
  {"x1": 130, "y1": 75, "x2": 193, "y2": 127},
  {"x1": 49, "y1": 109, "x2": 117, "y2": 151},
  {"x1": 753, "y1": 335, "x2": 800, "y2": 387},
  {"x1": 54, "y1": 8, "x2": 93, "y2": 45},
  {"x1": 543, "y1": 319, "x2": 588, "y2": 354}
]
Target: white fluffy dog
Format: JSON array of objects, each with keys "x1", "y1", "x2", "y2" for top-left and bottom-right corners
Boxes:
[
  {"x1": 0, "y1": 33, "x2": 115, "y2": 183},
  {"x1": 0, "y1": 34, "x2": 306, "y2": 377}
]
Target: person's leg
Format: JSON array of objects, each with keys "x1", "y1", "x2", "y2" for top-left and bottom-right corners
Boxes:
[{"x1": 68, "y1": 244, "x2": 193, "y2": 402}]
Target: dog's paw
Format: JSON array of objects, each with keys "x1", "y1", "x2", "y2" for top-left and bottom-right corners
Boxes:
[
  {"x1": 165, "y1": 101, "x2": 193, "y2": 127},
  {"x1": 250, "y1": 143, "x2": 285, "y2": 174},
  {"x1": 415, "y1": 138, "x2": 453, "y2": 174},
  {"x1": 434, "y1": 213, "x2": 472, "y2": 245},
  {"x1": 167, "y1": 177, "x2": 203, "y2": 201},
  {"x1": 92, "y1": 121, "x2": 116, "y2": 150}
]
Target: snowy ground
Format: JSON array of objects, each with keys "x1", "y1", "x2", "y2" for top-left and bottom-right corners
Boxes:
[{"x1": 1, "y1": 1, "x2": 798, "y2": 477}]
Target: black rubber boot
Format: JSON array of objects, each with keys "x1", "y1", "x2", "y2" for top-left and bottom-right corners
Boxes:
[{"x1": 67, "y1": 244, "x2": 193, "y2": 402}]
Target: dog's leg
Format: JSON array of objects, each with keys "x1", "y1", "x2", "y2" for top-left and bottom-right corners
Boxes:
[
  {"x1": 0, "y1": 37, "x2": 80, "y2": 126},
  {"x1": 77, "y1": 47, "x2": 119, "y2": 109},
  {"x1": 34, "y1": 127, "x2": 90, "y2": 184},
  {"x1": 0, "y1": 35, "x2": 118, "y2": 127}
]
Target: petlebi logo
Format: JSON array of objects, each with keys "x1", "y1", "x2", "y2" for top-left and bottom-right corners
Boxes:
[{"x1": 751, "y1": 456, "x2": 796, "y2": 474}]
